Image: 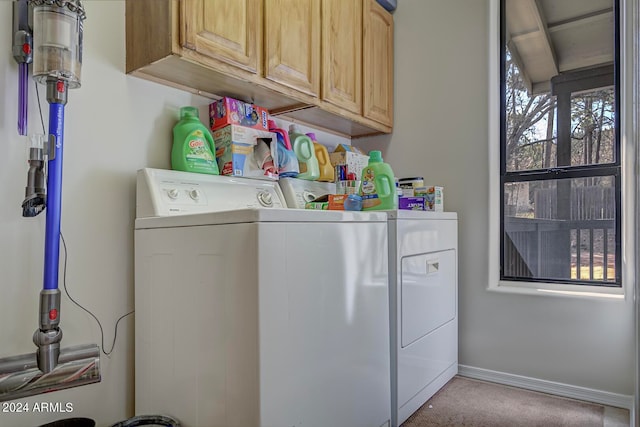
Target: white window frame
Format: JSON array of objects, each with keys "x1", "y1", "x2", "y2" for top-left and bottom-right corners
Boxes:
[{"x1": 487, "y1": 0, "x2": 637, "y2": 300}]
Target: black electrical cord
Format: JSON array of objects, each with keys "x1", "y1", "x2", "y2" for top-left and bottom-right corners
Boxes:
[
  {"x1": 35, "y1": 78, "x2": 134, "y2": 356},
  {"x1": 61, "y1": 232, "x2": 134, "y2": 356}
]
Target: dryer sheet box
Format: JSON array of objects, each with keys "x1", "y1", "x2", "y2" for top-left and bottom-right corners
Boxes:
[{"x1": 212, "y1": 125, "x2": 279, "y2": 181}]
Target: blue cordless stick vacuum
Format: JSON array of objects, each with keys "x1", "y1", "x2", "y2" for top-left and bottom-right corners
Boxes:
[{"x1": 0, "y1": 0, "x2": 101, "y2": 401}]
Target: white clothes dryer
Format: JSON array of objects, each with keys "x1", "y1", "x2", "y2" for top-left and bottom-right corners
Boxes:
[
  {"x1": 387, "y1": 210, "x2": 458, "y2": 427},
  {"x1": 134, "y1": 168, "x2": 391, "y2": 427}
]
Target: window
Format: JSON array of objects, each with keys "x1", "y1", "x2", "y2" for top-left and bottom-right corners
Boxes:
[{"x1": 500, "y1": 0, "x2": 621, "y2": 286}]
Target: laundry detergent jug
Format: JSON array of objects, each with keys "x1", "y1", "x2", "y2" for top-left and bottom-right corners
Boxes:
[
  {"x1": 268, "y1": 119, "x2": 299, "y2": 177},
  {"x1": 171, "y1": 106, "x2": 219, "y2": 175},
  {"x1": 289, "y1": 125, "x2": 319, "y2": 181},
  {"x1": 360, "y1": 150, "x2": 397, "y2": 210},
  {"x1": 306, "y1": 133, "x2": 334, "y2": 182}
]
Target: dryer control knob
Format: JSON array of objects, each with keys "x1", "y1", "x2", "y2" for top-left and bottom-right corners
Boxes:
[
  {"x1": 189, "y1": 189, "x2": 201, "y2": 200},
  {"x1": 167, "y1": 189, "x2": 179, "y2": 199},
  {"x1": 257, "y1": 191, "x2": 273, "y2": 207}
]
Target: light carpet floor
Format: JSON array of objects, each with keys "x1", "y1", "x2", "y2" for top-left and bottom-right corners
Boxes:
[{"x1": 401, "y1": 376, "x2": 623, "y2": 427}]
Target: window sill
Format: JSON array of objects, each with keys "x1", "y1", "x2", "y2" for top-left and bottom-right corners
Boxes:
[{"x1": 487, "y1": 280, "x2": 625, "y2": 301}]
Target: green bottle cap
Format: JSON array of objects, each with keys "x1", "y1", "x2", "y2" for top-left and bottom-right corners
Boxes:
[
  {"x1": 180, "y1": 106, "x2": 199, "y2": 119},
  {"x1": 369, "y1": 150, "x2": 382, "y2": 163}
]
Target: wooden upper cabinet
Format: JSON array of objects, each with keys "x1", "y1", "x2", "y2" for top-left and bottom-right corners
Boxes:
[
  {"x1": 363, "y1": 0, "x2": 393, "y2": 126},
  {"x1": 126, "y1": 0, "x2": 393, "y2": 136},
  {"x1": 264, "y1": 0, "x2": 321, "y2": 97},
  {"x1": 321, "y1": 0, "x2": 363, "y2": 114},
  {"x1": 182, "y1": 0, "x2": 262, "y2": 74}
]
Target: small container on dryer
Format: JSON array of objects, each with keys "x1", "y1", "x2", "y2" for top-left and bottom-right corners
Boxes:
[{"x1": 344, "y1": 194, "x2": 363, "y2": 211}]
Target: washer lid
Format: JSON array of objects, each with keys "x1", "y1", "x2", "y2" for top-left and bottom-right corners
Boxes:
[{"x1": 135, "y1": 207, "x2": 387, "y2": 229}]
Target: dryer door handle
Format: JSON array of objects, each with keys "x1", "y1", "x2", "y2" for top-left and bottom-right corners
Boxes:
[{"x1": 426, "y1": 259, "x2": 440, "y2": 274}]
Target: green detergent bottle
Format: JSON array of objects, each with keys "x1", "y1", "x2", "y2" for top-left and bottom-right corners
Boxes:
[
  {"x1": 171, "y1": 106, "x2": 219, "y2": 175},
  {"x1": 360, "y1": 150, "x2": 397, "y2": 210}
]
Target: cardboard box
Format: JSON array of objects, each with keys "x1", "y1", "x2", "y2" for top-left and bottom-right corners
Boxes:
[
  {"x1": 328, "y1": 194, "x2": 347, "y2": 210},
  {"x1": 212, "y1": 125, "x2": 278, "y2": 180},
  {"x1": 209, "y1": 97, "x2": 269, "y2": 131},
  {"x1": 414, "y1": 186, "x2": 444, "y2": 211},
  {"x1": 329, "y1": 151, "x2": 369, "y2": 181},
  {"x1": 399, "y1": 197, "x2": 426, "y2": 211}
]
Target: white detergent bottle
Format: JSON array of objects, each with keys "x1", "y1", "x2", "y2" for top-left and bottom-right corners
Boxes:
[{"x1": 289, "y1": 124, "x2": 320, "y2": 180}]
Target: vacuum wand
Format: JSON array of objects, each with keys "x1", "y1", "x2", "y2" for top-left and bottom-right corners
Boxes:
[
  {"x1": 28, "y1": 0, "x2": 86, "y2": 376},
  {"x1": 12, "y1": 0, "x2": 32, "y2": 136}
]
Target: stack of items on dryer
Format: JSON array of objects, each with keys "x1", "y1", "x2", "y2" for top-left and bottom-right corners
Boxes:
[
  {"x1": 304, "y1": 148, "x2": 397, "y2": 212},
  {"x1": 171, "y1": 97, "x2": 445, "y2": 213},
  {"x1": 397, "y1": 177, "x2": 444, "y2": 212},
  {"x1": 296, "y1": 146, "x2": 447, "y2": 213}
]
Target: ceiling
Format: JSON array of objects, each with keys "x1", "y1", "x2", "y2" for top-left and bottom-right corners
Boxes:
[{"x1": 505, "y1": 0, "x2": 615, "y2": 94}]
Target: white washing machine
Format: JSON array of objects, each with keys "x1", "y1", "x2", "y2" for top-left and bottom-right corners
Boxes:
[
  {"x1": 388, "y1": 210, "x2": 458, "y2": 427},
  {"x1": 134, "y1": 168, "x2": 391, "y2": 427}
]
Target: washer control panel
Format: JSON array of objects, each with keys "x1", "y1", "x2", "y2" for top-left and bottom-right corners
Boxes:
[{"x1": 137, "y1": 169, "x2": 286, "y2": 217}]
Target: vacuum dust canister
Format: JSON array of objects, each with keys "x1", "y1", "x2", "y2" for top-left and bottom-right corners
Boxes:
[{"x1": 31, "y1": 0, "x2": 86, "y2": 88}]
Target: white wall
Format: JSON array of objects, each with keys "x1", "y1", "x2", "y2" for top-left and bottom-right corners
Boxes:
[
  {"x1": 0, "y1": 2, "x2": 214, "y2": 425},
  {"x1": 357, "y1": 0, "x2": 634, "y2": 398}
]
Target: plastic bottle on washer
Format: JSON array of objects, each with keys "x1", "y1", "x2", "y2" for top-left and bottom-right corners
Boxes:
[{"x1": 289, "y1": 124, "x2": 319, "y2": 181}]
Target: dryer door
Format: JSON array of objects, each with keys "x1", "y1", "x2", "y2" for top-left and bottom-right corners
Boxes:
[{"x1": 401, "y1": 249, "x2": 456, "y2": 347}]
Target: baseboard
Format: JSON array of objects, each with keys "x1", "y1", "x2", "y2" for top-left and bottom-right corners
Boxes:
[{"x1": 458, "y1": 365, "x2": 634, "y2": 411}]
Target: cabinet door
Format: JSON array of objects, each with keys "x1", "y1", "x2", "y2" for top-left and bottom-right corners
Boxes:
[
  {"x1": 321, "y1": 0, "x2": 362, "y2": 114},
  {"x1": 264, "y1": 0, "x2": 321, "y2": 97},
  {"x1": 363, "y1": 0, "x2": 393, "y2": 126},
  {"x1": 182, "y1": 0, "x2": 261, "y2": 74}
]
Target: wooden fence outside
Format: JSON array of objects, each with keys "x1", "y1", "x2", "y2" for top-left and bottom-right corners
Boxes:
[{"x1": 504, "y1": 186, "x2": 616, "y2": 283}]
